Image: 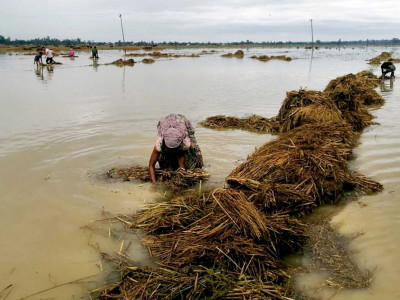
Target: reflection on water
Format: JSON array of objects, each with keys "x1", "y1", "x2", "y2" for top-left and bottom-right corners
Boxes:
[
  {"x1": 380, "y1": 78, "x2": 394, "y2": 92},
  {"x1": 34, "y1": 65, "x2": 54, "y2": 83},
  {"x1": 307, "y1": 48, "x2": 314, "y2": 85},
  {"x1": 1, "y1": 47, "x2": 400, "y2": 299},
  {"x1": 34, "y1": 66, "x2": 43, "y2": 79},
  {"x1": 92, "y1": 59, "x2": 99, "y2": 72}
]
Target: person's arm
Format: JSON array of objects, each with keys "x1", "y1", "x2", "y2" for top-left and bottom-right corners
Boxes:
[
  {"x1": 149, "y1": 146, "x2": 160, "y2": 183},
  {"x1": 178, "y1": 154, "x2": 185, "y2": 169}
]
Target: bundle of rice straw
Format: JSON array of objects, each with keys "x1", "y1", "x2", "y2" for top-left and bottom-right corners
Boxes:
[
  {"x1": 277, "y1": 89, "x2": 338, "y2": 122},
  {"x1": 110, "y1": 58, "x2": 135, "y2": 66},
  {"x1": 324, "y1": 73, "x2": 381, "y2": 130},
  {"x1": 200, "y1": 114, "x2": 279, "y2": 133},
  {"x1": 96, "y1": 265, "x2": 292, "y2": 300},
  {"x1": 132, "y1": 188, "x2": 303, "y2": 280},
  {"x1": 228, "y1": 122, "x2": 381, "y2": 210},
  {"x1": 279, "y1": 103, "x2": 343, "y2": 133},
  {"x1": 367, "y1": 51, "x2": 392, "y2": 64},
  {"x1": 355, "y1": 71, "x2": 381, "y2": 89},
  {"x1": 107, "y1": 166, "x2": 209, "y2": 190},
  {"x1": 250, "y1": 55, "x2": 292, "y2": 62}
]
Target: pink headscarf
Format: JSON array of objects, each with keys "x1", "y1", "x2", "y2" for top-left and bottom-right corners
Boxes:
[{"x1": 157, "y1": 114, "x2": 188, "y2": 149}]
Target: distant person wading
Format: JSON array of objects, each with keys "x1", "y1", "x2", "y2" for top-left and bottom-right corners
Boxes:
[
  {"x1": 381, "y1": 59, "x2": 396, "y2": 79},
  {"x1": 149, "y1": 114, "x2": 204, "y2": 183},
  {"x1": 34, "y1": 52, "x2": 43, "y2": 66},
  {"x1": 91, "y1": 46, "x2": 99, "y2": 58},
  {"x1": 45, "y1": 47, "x2": 54, "y2": 64}
]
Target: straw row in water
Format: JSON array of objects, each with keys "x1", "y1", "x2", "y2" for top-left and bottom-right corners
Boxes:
[
  {"x1": 202, "y1": 71, "x2": 384, "y2": 134},
  {"x1": 96, "y1": 69, "x2": 384, "y2": 299}
]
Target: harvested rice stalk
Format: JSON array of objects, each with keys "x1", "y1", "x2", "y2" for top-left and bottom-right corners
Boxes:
[
  {"x1": 134, "y1": 188, "x2": 303, "y2": 244},
  {"x1": 142, "y1": 58, "x2": 155, "y2": 64},
  {"x1": 277, "y1": 89, "x2": 338, "y2": 122},
  {"x1": 95, "y1": 265, "x2": 293, "y2": 300},
  {"x1": 279, "y1": 104, "x2": 344, "y2": 133},
  {"x1": 227, "y1": 123, "x2": 358, "y2": 206},
  {"x1": 355, "y1": 71, "x2": 381, "y2": 89},
  {"x1": 110, "y1": 58, "x2": 135, "y2": 66},
  {"x1": 132, "y1": 188, "x2": 304, "y2": 279},
  {"x1": 344, "y1": 172, "x2": 383, "y2": 193},
  {"x1": 306, "y1": 219, "x2": 372, "y2": 289},
  {"x1": 324, "y1": 73, "x2": 383, "y2": 129},
  {"x1": 367, "y1": 51, "x2": 392, "y2": 65},
  {"x1": 107, "y1": 166, "x2": 209, "y2": 190},
  {"x1": 250, "y1": 55, "x2": 292, "y2": 62},
  {"x1": 221, "y1": 50, "x2": 244, "y2": 58},
  {"x1": 247, "y1": 182, "x2": 316, "y2": 216},
  {"x1": 200, "y1": 115, "x2": 279, "y2": 133},
  {"x1": 142, "y1": 234, "x2": 281, "y2": 279}
]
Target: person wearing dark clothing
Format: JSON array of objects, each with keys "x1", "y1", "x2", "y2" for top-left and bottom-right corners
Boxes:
[
  {"x1": 34, "y1": 52, "x2": 43, "y2": 66},
  {"x1": 381, "y1": 60, "x2": 396, "y2": 78},
  {"x1": 91, "y1": 46, "x2": 99, "y2": 58}
]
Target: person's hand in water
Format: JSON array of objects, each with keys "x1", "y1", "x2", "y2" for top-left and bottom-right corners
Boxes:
[{"x1": 150, "y1": 181, "x2": 162, "y2": 193}]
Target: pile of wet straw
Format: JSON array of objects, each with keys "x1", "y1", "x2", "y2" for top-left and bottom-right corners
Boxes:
[
  {"x1": 221, "y1": 50, "x2": 245, "y2": 58},
  {"x1": 97, "y1": 187, "x2": 304, "y2": 299},
  {"x1": 250, "y1": 55, "x2": 292, "y2": 62},
  {"x1": 107, "y1": 167, "x2": 209, "y2": 190},
  {"x1": 200, "y1": 114, "x2": 280, "y2": 133},
  {"x1": 367, "y1": 51, "x2": 392, "y2": 64},
  {"x1": 96, "y1": 71, "x2": 384, "y2": 299},
  {"x1": 227, "y1": 123, "x2": 382, "y2": 212},
  {"x1": 110, "y1": 59, "x2": 135, "y2": 66}
]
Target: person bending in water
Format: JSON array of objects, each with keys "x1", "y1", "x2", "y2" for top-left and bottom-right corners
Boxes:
[
  {"x1": 69, "y1": 48, "x2": 75, "y2": 57},
  {"x1": 381, "y1": 59, "x2": 396, "y2": 79},
  {"x1": 34, "y1": 52, "x2": 43, "y2": 66},
  {"x1": 149, "y1": 114, "x2": 203, "y2": 183}
]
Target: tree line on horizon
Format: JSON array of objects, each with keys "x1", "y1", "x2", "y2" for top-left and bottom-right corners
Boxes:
[{"x1": 1, "y1": 35, "x2": 400, "y2": 47}]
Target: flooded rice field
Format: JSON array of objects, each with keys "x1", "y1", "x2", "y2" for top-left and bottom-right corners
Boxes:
[{"x1": 0, "y1": 46, "x2": 399, "y2": 299}]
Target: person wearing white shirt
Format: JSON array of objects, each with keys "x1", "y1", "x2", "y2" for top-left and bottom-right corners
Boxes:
[{"x1": 45, "y1": 48, "x2": 54, "y2": 64}]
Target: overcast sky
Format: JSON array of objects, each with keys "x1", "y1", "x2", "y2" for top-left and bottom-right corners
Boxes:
[{"x1": 1, "y1": 0, "x2": 400, "y2": 42}]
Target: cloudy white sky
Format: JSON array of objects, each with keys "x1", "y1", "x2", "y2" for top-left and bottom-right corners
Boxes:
[{"x1": 1, "y1": 0, "x2": 400, "y2": 42}]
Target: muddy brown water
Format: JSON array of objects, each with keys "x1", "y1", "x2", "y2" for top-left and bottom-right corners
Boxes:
[{"x1": 0, "y1": 47, "x2": 399, "y2": 299}]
